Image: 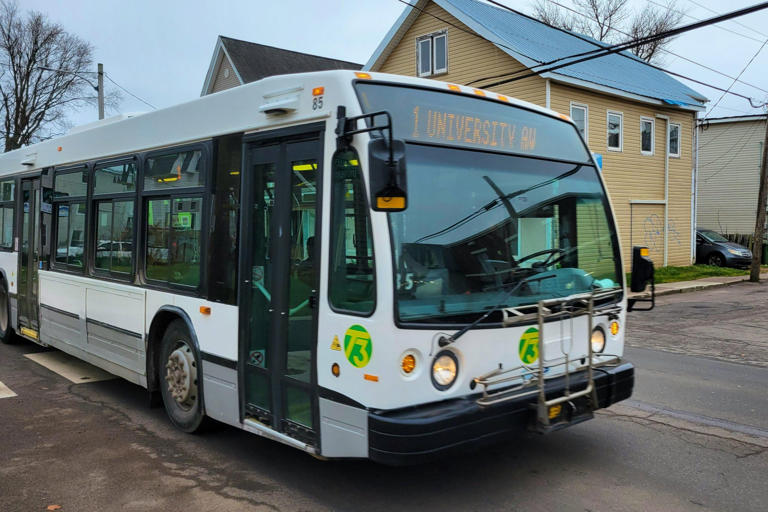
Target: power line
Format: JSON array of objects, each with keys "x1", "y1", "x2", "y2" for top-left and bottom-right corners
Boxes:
[
  {"x1": 476, "y1": 0, "x2": 768, "y2": 108},
  {"x1": 476, "y1": 1, "x2": 768, "y2": 90},
  {"x1": 104, "y1": 73, "x2": 157, "y2": 110},
  {"x1": 646, "y1": 0, "x2": 765, "y2": 43},
  {"x1": 684, "y1": 0, "x2": 768, "y2": 38},
  {"x1": 539, "y1": 0, "x2": 768, "y2": 97},
  {"x1": 704, "y1": 36, "x2": 768, "y2": 118}
]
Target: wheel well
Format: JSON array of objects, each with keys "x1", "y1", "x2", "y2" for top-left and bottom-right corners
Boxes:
[{"x1": 146, "y1": 310, "x2": 185, "y2": 392}]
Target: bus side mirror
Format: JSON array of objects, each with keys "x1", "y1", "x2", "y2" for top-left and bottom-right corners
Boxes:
[
  {"x1": 628, "y1": 246, "x2": 655, "y2": 311},
  {"x1": 368, "y1": 137, "x2": 407, "y2": 212}
]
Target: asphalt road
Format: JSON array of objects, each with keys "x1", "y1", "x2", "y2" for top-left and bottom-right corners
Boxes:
[{"x1": 1, "y1": 282, "x2": 767, "y2": 511}]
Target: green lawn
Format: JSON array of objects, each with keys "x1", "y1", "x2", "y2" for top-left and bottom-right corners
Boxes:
[{"x1": 627, "y1": 264, "x2": 768, "y2": 285}]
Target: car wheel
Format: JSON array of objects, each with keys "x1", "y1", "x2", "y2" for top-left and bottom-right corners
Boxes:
[
  {"x1": 707, "y1": 253, "x2": 725, "y2": 267},
  {"x1": 159, "y1": 319, "x2": 206, "y2": 433},
  {"x1": 0, "y1": 280, "x2": 15, "y2": 344}
]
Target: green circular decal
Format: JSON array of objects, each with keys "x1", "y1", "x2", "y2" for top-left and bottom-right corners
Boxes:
[
  {"x1": 344, "y1": 324, "x2": 372, "y2": 368},
  {"x1": 519, "y1": 327, "x2": 539, "y2": 364}
]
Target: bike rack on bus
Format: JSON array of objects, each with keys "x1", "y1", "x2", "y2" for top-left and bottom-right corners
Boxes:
[{"x1": 473, "y1": 289, "x2": 623, "y2": 433}]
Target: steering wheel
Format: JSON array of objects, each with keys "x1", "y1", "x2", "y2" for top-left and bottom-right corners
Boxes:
[{"x1": 516, "y1": 248, "x2": 567, "y2": 268}]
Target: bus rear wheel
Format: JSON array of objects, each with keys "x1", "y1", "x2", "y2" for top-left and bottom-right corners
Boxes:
[
  {"x1": 0, "y1": 281, "x2": 15, "y2": 344},
  {"x1": 159, "y1": 319, "x2": 205, "y2": 432}
]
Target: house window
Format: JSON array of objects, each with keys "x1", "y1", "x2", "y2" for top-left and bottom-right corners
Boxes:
[
  {"x1": 570, "y1": 103, "x2": 588, "y2": 141},
  {"x1": 607, "y1": 111, "x2": 623, "y2": 151},
  {"x1": 417, "y1": 31, "x2": 447, "y2": 77},
  {"x1": 669, "y1": 123, "x2": 681, "y2": 157},
  {"x1": 641, "y1": 117, "x2": 654, "y2": 155}
]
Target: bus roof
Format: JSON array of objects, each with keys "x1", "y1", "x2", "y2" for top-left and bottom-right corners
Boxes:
[{"x1": 0, "y1": 70, "x2": 572, "y2": 175}]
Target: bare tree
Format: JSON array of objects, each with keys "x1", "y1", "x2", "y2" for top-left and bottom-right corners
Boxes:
[
  {"x1": 531, "y1": 0, "x2": 684, "y2": 63},
  {"x1": 532, "y1": 1, "x2": 578, "y2": 31},
  {"x1": 0, "y1": 1, "x2": 112, "y2": 152},
  {"x1": 627, "y1": 5, "x2": 684, "y2": 62}
]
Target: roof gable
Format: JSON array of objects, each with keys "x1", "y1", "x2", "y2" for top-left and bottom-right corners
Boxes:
[
  {"x1": 202, "y1": 36, "x2": 362, "y2": 96},
  {"x1": 366, "y1": 0, "x2": 707, "y2": 110},
  {"x1": 226, "y1": 36, "x2": 360, "y2": 81}
]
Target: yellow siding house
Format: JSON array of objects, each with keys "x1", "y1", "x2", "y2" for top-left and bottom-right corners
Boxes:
[{"x1": 365, "y1": 0, "x2": 708, "y2": 267}]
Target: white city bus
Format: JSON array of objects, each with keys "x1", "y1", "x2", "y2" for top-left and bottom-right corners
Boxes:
[{"x1": 0, "y1": 70, "x2": 654, "y2": 464}]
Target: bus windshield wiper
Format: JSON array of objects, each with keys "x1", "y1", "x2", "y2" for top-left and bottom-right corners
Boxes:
[{"x1": 438, "y1": 273, "x2": 555, "y2": 347}]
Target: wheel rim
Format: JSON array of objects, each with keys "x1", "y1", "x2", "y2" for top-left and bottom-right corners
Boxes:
[
  {"x1": 0, "y1": 286, "x2": 8, "y2": 333},
  {"x1": 164, "y1": 342, "x2": 198, "y2": 410},
  {"x1": 709, "y1": 255, "x2": 722, "y2": 266}
]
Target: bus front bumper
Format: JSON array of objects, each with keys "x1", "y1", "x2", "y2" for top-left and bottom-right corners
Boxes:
[{"x1": 368, "y1": 361, "x2": 634, "y2": 465}]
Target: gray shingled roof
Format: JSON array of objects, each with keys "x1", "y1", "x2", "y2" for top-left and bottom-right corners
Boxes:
[
  {"x1": 367, "y1": 0, "x2": 707, "y2": 109},
  {"x1": 221, "y1": 36, "x2": 361, "y2": 83}
]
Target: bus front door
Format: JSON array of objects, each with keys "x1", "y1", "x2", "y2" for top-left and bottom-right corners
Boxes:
[
  {"x1": 17, "y1": 177, "x2": 41, "y2": 340},
  {"x1": 240, "y1": 128, "x2": 323, "y2": 446}
]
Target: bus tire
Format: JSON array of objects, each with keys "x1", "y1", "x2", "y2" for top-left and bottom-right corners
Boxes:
[
  {"x1": 159, "y1": 319, "x2": 206, "y2": 433},
  {"x1": 0, "y1": 280, "x2": 15, "y2": 344}
]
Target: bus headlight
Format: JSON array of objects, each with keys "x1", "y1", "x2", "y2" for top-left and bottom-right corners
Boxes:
[
  {"x1": 431, "y1": 351, "x2": 458, "y2": 390},
  {"x1": 591, "y1": 328, "x2": 606, "y2": 353}
]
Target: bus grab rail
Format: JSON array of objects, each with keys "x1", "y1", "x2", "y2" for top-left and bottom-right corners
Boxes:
[{"x1": 473, "y1": 290, "x2": 621, "y2": 429}]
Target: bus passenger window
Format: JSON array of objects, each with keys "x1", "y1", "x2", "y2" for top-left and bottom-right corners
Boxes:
[
  {"x1": 0, "y1": 179, "x2": 14, "y2": 249},
  {"x1": 146, "y1": 197, "x2": 202, "y2": 287},
  {"x1": 328, "y1": 150, "x2": 375, "y2": 314}
]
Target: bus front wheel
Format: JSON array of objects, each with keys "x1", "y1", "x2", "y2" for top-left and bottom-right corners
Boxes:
[{"x1": 159, "y1": 319, "x2": 205, "y2": 432}]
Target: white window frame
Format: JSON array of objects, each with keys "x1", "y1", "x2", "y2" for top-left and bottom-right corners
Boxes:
[
  {"x1": 570, "y1": 102, "x2": 588, "y2": 142},
  {"x1": 640, "y1": 117, "x2": 655, "y2": 156},
  {"x1": 668, "y1": 122, "x2": 681, "y2": 158},
  {"x1": 416, "y1": 31, "x2": 448, "y2": 77},
  {"x1": 607, "y1": 111, "x2": 623, "y2": 152}
]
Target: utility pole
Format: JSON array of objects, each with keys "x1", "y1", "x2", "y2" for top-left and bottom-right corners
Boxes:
[
  {"x1": 97, "y1": 63, "x2": 104, "y2": 120},
  {"x1": 750, "y1": 114, "x2": 768, "y2": 282}
]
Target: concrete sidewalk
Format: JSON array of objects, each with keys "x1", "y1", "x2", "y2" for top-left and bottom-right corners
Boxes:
[{"x1": 629, "y1": 272, "x2": 768, "y2": 299}]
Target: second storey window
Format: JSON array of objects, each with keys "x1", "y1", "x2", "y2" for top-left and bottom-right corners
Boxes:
[
  {"x1": 570, "y1": 103, "x2": 588, "y2": 141},
  {"x1": 669, "y1": 123, "x2": 681, "y2": 157},
  {"x1": 607, "y1": 111, "x2": 623, "y2": 151},
  {"x1": 641, "y1": 117, "x2": 654, "y2": 155},
  {"x1": 417, "y1": 31, "x2": 447, "y2": 77}
]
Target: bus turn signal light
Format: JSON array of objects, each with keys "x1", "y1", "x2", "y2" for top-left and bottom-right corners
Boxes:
[
  {"x1": 376, "y1": 196, "x2": 406, "y2": 210},
  {"x1": 312, "y1": 87, "x2": 324, "y2": 96},
  {"x1": 401, "y1": 354, "x2": 416, "y2": 374},
  {"x1": 355, "y1": 72, "x2": 371, "y2": 80},
  {"x1": 331, "y1": 363, "x2": 340, "y2": 377},
  {"x1": 610, "y1": 321, "x2": 620, "y2": 336},
  {"x1": 199, "y1": 306, "x2": 211, "y2": 315}
]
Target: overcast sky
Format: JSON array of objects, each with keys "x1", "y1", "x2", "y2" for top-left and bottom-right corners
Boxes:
[{"x1": 19, "y1": 0, "x2": 768, "y2": 128}]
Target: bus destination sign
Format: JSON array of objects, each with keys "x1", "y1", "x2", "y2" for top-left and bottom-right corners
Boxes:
[{"x1": 410, "y1": 106, "x2": 538, "y2": 153}]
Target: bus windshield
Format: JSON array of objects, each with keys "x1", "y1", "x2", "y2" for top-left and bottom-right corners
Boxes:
[
  {"x1": 355, "y1": 82, "x2": 620, "y2": 324},
  {"x1": 389, "y1": 145, "x2": 621, "y2": 323}
]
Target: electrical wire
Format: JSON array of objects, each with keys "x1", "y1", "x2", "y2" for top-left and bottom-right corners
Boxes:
[
  {"x1": 474, "y1": 1, "x2": 768, "y2": 94},
  {"x1": 538, "y1": 0, "x2": 768, "y2": 97},
  {"x1": 647, "y1": 0, "x2": 765, "y2": 43},
  {"x1": 104, "y1": 73, "x2": 157, "y2": 110},
  {"x1": 703, "y1": 36, "x2": 768, "y2": 118},
  {"x1": 685, "y1": 0, "x2": 768, "y2": 38}
]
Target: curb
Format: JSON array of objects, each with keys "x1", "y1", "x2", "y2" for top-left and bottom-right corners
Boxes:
[{"x1": 629, "y1": 274, "x2": 767, "y2": 300}]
